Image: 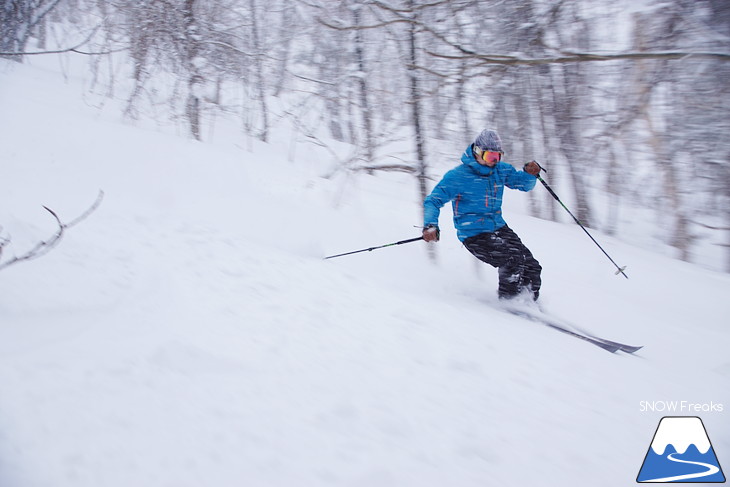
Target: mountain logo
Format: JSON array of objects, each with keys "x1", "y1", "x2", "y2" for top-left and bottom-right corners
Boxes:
[{"x1": 637, "y1": 416, "x2": 726, "y2": 483}]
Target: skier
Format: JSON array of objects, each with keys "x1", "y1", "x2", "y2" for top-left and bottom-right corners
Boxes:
[{"x1": 423, "y1": 129, "x2": 543, "y2": 301}]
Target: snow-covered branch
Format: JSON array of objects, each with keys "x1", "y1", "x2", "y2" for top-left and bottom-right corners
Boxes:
[
  {"x1": 426, "y1": 49, "x2": 730, "y2": 66},
  {"x1": 0, "y1": 191, "x2": 104, "y2": 273}
]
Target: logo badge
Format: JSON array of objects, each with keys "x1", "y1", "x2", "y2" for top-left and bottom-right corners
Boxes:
[{"x1": 637, "y1": 416, "x2": 725, "y2": 483}]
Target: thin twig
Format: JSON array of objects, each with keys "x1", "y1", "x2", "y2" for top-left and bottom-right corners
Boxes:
[
  {"x1": 0, "y1": 23, "x2": 109, "y2": 57},
  {"x1": 0, "y1": 191, "x2": 104, "y2": 272}
]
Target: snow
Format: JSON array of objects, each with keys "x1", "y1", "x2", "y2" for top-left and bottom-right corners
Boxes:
[{"x1": 1, "y1": 59, "x2": 729, "y2": 487}]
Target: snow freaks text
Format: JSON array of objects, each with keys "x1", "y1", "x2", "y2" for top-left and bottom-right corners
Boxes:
[{"x1": 639, "y1": 401, "x2": 724, "y2": 413}]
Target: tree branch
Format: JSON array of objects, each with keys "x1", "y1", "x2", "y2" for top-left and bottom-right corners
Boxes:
[
  {"x1": 316, "y1": 16, "x2": 411, "y2": 31},
  {"x1": 695, "y1": 221, "x2": 730, "y2": 231},
  {"x1": 0, "y1": 23, "x2": 117, "y2": 57},
  {"x1": 0, "y1": 191, "x2": 104, "y2": 272},
  {"x1": 426, "y1": 49, "x2": 730, "y2": 65},
  {"x1": 353, "y1": 164, "x2": 417, "y2": 174},
  {"x1": 0, "y1": 226, "x2": 8, "y2": 263}
]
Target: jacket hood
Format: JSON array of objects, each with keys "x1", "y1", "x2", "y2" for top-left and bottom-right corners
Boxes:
[{"x1": 461, "y1": 144, "x2": 495, "y2": 176}]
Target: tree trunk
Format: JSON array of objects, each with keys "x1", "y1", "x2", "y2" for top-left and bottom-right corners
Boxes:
[
  {"x1": 183, "y1": 0, "x2": 202, "y2": 141},
  {"x1": 405, "y1": 0, "x2": 432, "y2": 259},
  {"x1": 406, "y1": 1, "x2": 427, "y2": 205},
  {"x1": 551, "y1": 63, "x2": 593, "y2": 228},
  {"x1": 249, "y1": 0, "x2": 268, "y2": 142},
  {"x1": 352, "y1": 5, "x2": 374, "y2": 164}
]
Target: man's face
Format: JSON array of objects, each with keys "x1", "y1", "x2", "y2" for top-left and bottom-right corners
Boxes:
[{"x1": 477, "y1": 150, "x2": 502, "y2": 167}]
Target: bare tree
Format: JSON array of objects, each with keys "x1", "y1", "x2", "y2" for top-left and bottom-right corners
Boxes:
[
  {"x1": 182, "y1": 0, "x2": 204, "y2": 140},
  {"x1": 16, "y1": 0, "x2": 730, "y2": 271},
  {"x1": 0, "y1": 0, "x2": 63, "y2": 61},
  {"x1": 247, "y1": 0, "x2": 269, "y2": 141},
  {"x1": 352, "y1": 3, "x2": 375, "y2": 164}
]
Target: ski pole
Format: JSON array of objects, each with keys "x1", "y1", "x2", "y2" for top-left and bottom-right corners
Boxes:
[
  {"x1": 324, "y1": 236, "x2": 424, "y2": 260},
  {"x1": 532, "y1": 162, "x2": 628, "y2": 279}
]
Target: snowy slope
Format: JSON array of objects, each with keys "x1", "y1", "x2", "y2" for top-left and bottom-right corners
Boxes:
[{"x1": 1, "y1": 60, "x2": 728, "y2": 487}]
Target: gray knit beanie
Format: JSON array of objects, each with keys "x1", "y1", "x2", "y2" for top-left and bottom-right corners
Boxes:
[{"x1": 474, "y1": 129, "x2": 503, "y2": 153}]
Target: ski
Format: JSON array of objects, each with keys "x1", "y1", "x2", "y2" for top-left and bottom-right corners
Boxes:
[
  {"x1": 506, "y1": 309, "x2": 620, "y2": 353},
  {"x1": 504, "y1": 308, "x2": 643, "y2": 354},
  {"x1": 581, "y1": 334, "x2": 643, "y2": 354}
]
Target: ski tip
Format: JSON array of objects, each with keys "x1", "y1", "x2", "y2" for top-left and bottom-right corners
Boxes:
[{"x1": 621, "y1": 345, "x2": 644, "y2": 354}]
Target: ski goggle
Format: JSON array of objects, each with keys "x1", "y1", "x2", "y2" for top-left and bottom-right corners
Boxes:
[{"x1": 474, "y1": 146, "x2": 503, "y2": 162}]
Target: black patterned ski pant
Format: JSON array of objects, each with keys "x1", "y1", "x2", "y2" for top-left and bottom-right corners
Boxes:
[{"x1": 463, "y1": 225, "x2": 542, "y2": 300}]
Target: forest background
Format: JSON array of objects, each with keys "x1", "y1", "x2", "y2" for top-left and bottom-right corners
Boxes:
[{"x1": 2, "y1": 0, "x2": 729, "y2": 272}]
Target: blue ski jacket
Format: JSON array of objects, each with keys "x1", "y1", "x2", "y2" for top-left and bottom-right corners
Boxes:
[{"x1": 424, "y1": 144, "x2": 537, "y2": 242}]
